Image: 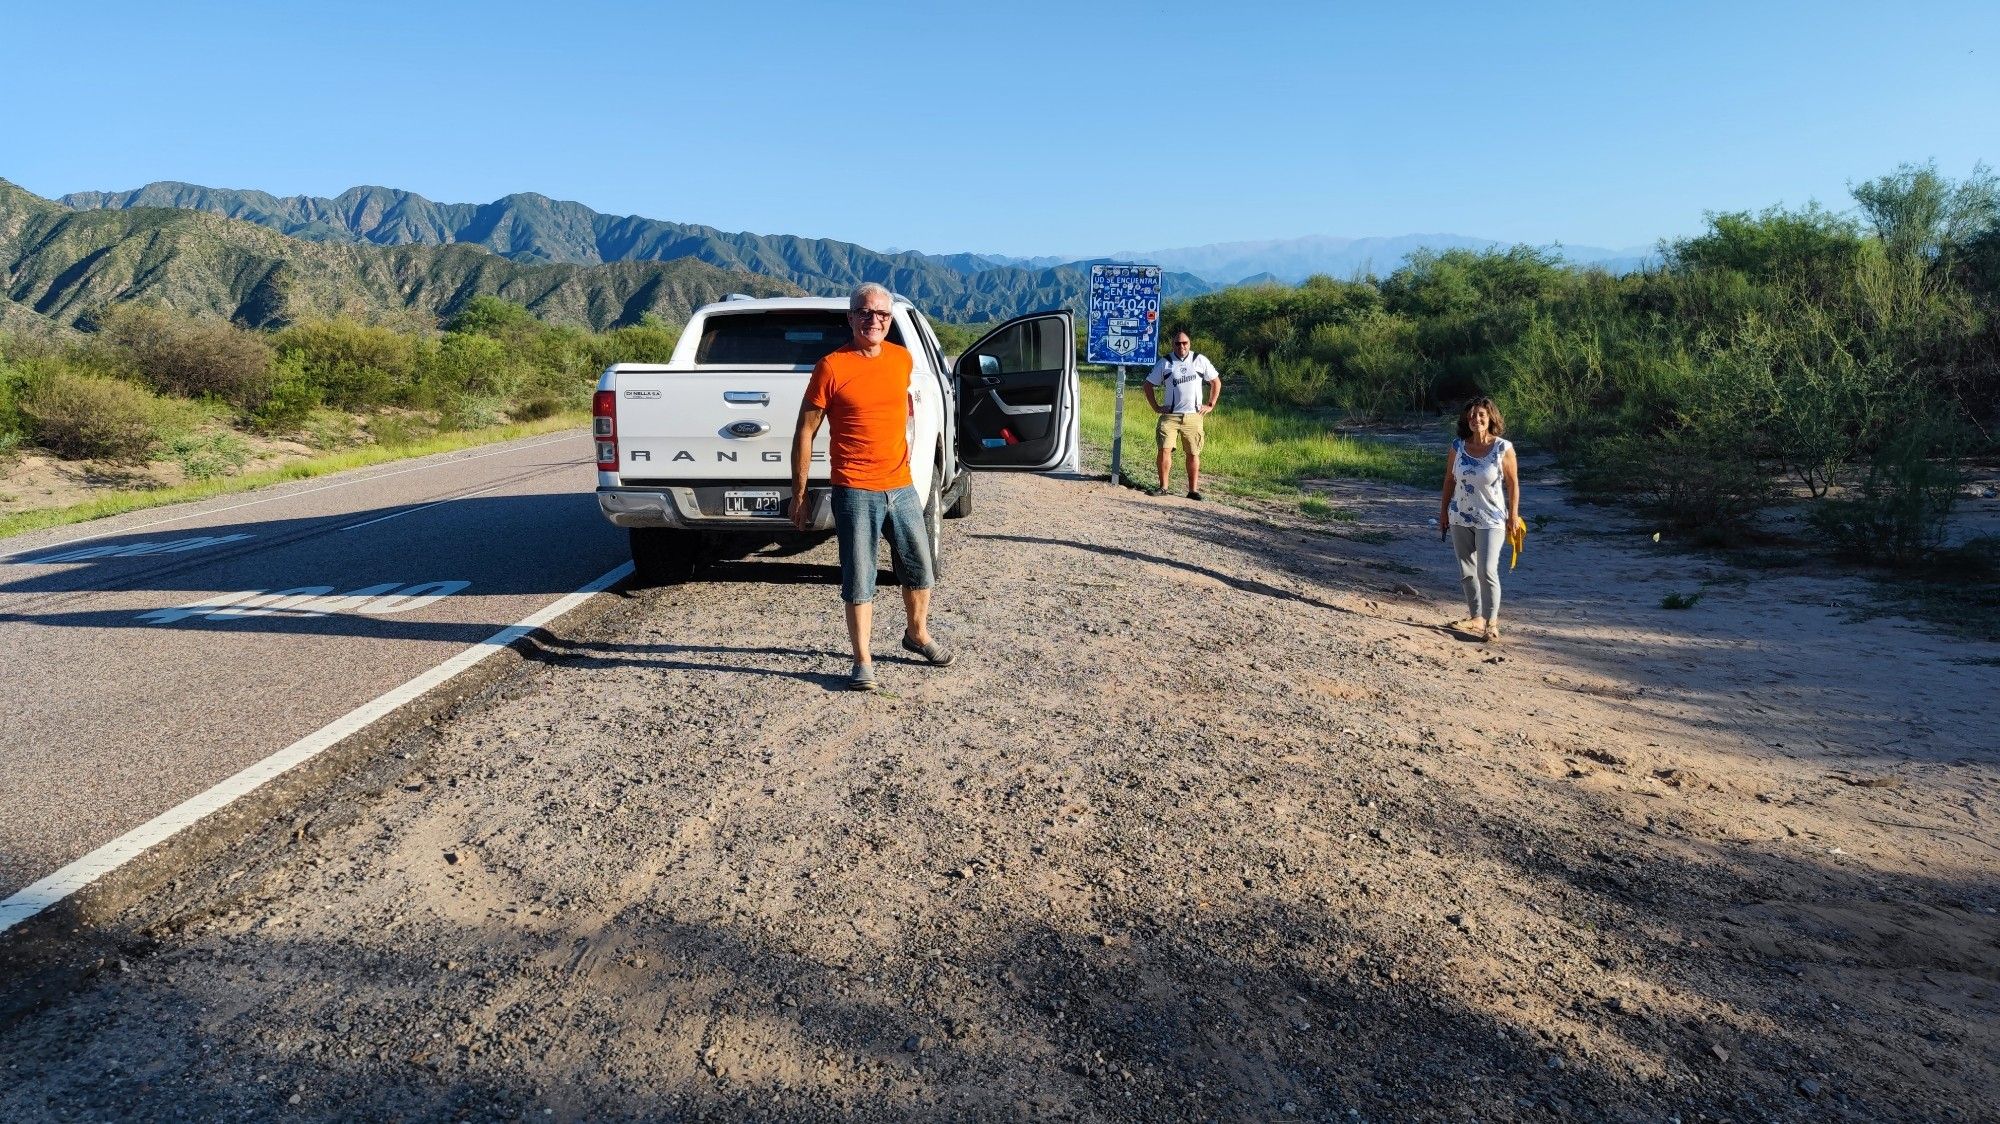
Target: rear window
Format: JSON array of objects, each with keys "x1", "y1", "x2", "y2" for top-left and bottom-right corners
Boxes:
[{"x1": 694, "y1": 311, "x2": 905, "y2": 366}]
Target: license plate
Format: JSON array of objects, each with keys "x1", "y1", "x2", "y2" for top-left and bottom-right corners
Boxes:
[{"x1": 724, "y1": 490, "x2": 784, "y2": 516}]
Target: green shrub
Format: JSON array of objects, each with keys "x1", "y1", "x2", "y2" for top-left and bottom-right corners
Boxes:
[
  {"x1": 1245, "y1": 350, "x2": 1331, "y2": 407},
  {"x1": 18, "y1": 372, "x2": 166, "y2": 461},
  {"x1": 1324, "y1": 313, "x2": 1424, "y2": 418},
  {"x1": 415, "y1": 332, "x2": 520, "y2": 405},
  {"x1": 1660, "y1": 591, "x2": 1703, "y2": 610},
  {"x1": 1570, "y1": 430, "x2": 1774, "y2": 534},
  {"x1": 436, "y1": 393, "x2": 508, "y2": 431},
  {"x1": 443, "y1": 296, "x2": 539, "y2": 342},
  {"x1": 273, "y1": 317, "x2": 420, "y2": 410},
  {"x1": 301, "y1": 409, "x2": 362, "y2": 450},
  {"x1": 511, "y1": 394, "x2": 565, "y2": 422},
  {"x1": 165, "y1": 430, "x2": 253, "y2": 481},
  {"x1": 252, "y1": 353, "x2": 325, "y2": 433},
  {"x1": 366, "y1": 414, "x2": 426, "y2": 448},
  {"x1": 1808, "y1": 417, "x2": 1963, "y2": 567}
]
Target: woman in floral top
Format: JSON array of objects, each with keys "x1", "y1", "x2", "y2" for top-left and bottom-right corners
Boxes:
[{"x1": 1437, "y1": 396, "x2": 1523, "y2": 642}]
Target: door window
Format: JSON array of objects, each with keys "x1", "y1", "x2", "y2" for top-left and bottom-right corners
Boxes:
[{"x1": 961, "y1": 317, "x2": 1065, "y2": 374}]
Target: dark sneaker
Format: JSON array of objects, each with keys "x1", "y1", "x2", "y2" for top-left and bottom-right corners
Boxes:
[
  {"x1": 1142, "y1": 485, "x2": 1162, "y2": 497},
  {"x1": 901, "y1": 633, "x2": 956, "y2": 667},
  {"x1": 849, "y1": 661, "x2": 878, "y2": 691},
  {"x1": 1187, "y1": 490, "x2": 1204, "y2": 501}
]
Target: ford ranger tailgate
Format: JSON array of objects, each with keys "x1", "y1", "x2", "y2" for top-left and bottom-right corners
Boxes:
[{"x1": 610, "y1": 369, "x2": 824, "y2": 481}]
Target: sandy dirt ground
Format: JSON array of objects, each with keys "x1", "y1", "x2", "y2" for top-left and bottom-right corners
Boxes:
[
  {"x1": 2, "y1": 452, "x2": 1996, "y2": 1122},
  {"x1": 0, "y1": 439, "x2": 314, "y2": 519}
]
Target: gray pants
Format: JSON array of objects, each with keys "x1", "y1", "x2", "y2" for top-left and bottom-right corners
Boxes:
[{"x1": 1452, "y1": 525, "x2": 1504, "y2": 622}]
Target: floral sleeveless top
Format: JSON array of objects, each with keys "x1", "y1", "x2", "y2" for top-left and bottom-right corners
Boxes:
[{"x1": 1449, "y1": 437, "x2": 1510, "y2": 529}]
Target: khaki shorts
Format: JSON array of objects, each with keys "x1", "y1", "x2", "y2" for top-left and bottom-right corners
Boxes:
[{"x1": 1156, "y1": 411, "x2": 1205, "y2": 456}]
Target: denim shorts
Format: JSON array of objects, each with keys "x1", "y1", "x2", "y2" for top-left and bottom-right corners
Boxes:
[{"x1": 831, "y1": 484, "x2": 934, "y2": 604}]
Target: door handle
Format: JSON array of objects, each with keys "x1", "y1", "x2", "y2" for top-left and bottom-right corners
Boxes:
[{"x1": 979, "y1": 376, "x2": 1002, "y2": 386}]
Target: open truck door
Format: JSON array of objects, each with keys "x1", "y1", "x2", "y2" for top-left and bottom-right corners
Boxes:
[{"x1": 953, "y1": 311, "x2": 1078, "y2": 472}]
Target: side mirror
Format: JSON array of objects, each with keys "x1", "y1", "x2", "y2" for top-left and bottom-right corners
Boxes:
[{"x1": 977, "y1": 354, "x2": 1001, "y2": 378}]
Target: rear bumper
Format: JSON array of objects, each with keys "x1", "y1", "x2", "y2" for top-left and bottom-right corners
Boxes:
[{"x1": 596, "y1": 484, "x2": 834, "y2": 531}]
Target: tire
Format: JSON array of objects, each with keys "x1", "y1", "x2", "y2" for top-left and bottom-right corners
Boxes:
[
  {"x1": 629, "y1": 527, "x2": 698, "y2": 586},
  {"x1": 943, "y1": 469, "x2": 973, "y2": 519}
]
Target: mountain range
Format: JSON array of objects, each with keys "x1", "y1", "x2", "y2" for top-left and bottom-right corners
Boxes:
[
  {"x1": 57, "y1": 182, "x2": 1218, "y2": 323},
  {"x1": 4, "y1": 176, "x2": 1659, "y2": 337},
  {"x1": 0, "y1": 180, "x2": 798, "y2": 333}
]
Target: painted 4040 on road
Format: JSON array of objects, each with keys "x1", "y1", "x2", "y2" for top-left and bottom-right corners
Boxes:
[{"x1": 592, "y1": 295, "x2": 1081, "y2": 584}]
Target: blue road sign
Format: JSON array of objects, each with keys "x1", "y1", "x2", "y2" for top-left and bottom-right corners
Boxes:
[{"x1": 1086, "y1": 265, "x2": 1162, "y2": 366}]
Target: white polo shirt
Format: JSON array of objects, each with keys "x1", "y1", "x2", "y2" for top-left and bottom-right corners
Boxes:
[{"x1": 1146, "y1": 352, "x2": 1220, "y2": 415}]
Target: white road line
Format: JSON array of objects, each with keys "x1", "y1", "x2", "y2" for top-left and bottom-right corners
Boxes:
[
  {"x1": 0, "y1": 560, "x2": 634, "y2": 935},
  {"x1": 0, "y1": 431, "x2": 584, "y2": 562},
  {"x1": 339, "y1": 479, "x2": 514, "y2": 532}
]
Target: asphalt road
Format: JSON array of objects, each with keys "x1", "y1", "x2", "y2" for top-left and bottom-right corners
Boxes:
[{"x1": 0, "y1": 429, "x2": 626, "y2": 903}]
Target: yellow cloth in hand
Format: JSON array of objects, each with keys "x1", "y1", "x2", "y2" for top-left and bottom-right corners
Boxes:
[{"x1": 1507, "y1": 520, "x2": 1527, "y2": 570}]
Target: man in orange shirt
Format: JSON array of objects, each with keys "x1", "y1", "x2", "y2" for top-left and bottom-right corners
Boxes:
[{"x1": 790, "y1": 282, "x2": 952, "y2": 691}]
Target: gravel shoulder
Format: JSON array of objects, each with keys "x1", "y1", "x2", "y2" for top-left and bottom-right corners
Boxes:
[{"x1": 3, "y1": 456, "x2": 1996, "y2": 1122}]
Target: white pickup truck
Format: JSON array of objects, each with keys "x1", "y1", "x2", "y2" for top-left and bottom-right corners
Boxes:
[{"x1": 593, "y1": 295, "x2": 1079, "y2": 583}]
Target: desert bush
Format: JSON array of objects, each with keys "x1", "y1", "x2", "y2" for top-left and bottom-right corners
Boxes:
[
  {"x1": 444, "y1": 296, "x2": 540, "y2": 343},
  {"x1": 366, "y1": 414, "x2": 426, "y2": 448},
  {"x1": 510, "y1": 394, "x2": 568, "y2": 421},
  {"x1": 1244, "y1": 350, "x2": 1331, "y2": 408},
  {"x1": 17, "y1": 372, "x2": 166, "y2": 461},
  {"x1": 301, "y1": 409, "x2": 362, "y2": 451},
  {"x1": 437, "y1": 393, "x2": 509, "y2": 431},
  {"x1": 165, "y1": 430, "x2": 253, "y2": 481},
  {"x1": 0, "y1": 355, "x2": 24, "y2": 455},
  {"x1": 252, "y1": 353, "x2": 326, "y2": 433},
  {"x1": 272, "y1": 317, "x2": 420, "y2": 409},
  {"x1": 1808, "y1": 415, "x2": 1964, "y2": 567},
  {"x1": 1569, "y1": 429, "x2": 1774, "y2": 535},
  {"x1": 414, "y1": 332, "x2": 521, "y2": 406},
  {"x1": 1323, "y1": 313, "x2": 1424, "y2": 418},
  {"x1": 99, "y1": 305, "x2": 276, "y2": 409}
]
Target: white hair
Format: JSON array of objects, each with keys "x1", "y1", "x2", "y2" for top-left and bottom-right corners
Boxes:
[{"x1": 849, "y1": 282, "x2": 893, "y2": 309}]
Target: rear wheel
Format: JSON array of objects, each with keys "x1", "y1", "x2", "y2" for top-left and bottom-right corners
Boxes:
[
  {"x1": 629, "y1": 528, "x2": 698, "y2": 586},
  {"x1": 943, "y1": 469, "x2": 973, "y2": 519}
]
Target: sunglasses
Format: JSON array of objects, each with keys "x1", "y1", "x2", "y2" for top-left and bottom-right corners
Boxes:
[{"x1": 851, "y1": 309, "x2": 894, "y2": 323}]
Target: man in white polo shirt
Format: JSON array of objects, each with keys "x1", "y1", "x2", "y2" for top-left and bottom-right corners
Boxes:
[{"x1": 1143, "y1": 328, "x2": 1222, "y2": 499}]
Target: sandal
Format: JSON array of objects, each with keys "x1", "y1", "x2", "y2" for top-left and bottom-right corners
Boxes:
[
  {"x1": 901, "y1": 633, "x2": 956, "y2": 667},
  {"x1": 1482, "y1": 622, "x2": 1501, "y2": 643}
]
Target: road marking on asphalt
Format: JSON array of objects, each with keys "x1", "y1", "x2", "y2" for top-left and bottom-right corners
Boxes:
[
  {"x1": 0, "y1": 560, "x2": 635, "y2": 935},
  {"x1": 0, "y1": 431, "x2": 581, "y2": 562},
  {"x1": 137, "y1": 581, "x2": 474, "y2": 624},
  {"x1": 337, "y1": 479, "x2": 515, "y2": 532},
  {"x1": 9, "y1": 533, "x2": 256, "y2": 565}
]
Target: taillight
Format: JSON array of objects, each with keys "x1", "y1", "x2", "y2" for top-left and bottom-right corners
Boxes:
[{"x1": 593, "y1": 390, "x2": 617, "y2": 470}]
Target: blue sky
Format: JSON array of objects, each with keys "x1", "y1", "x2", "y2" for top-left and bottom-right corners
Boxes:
[{"x1": 3, "y1": 0, "x2": 1995, "y2": 258}]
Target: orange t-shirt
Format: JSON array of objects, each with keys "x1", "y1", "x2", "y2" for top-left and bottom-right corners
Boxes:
[{"x1": 804, "y1": 342, "x2": 914, "y2": 491}]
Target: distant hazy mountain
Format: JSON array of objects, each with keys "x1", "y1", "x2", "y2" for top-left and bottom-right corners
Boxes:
[
  {"x1": 1, "y1": 179, "x2": 798, "y2": 331},
  {"x1": 1108, "y1": 234, "x2": 1656, "y2": 285},
  {"x1": 62, "y1": 181, "x2": 1217, "y2": 322}
]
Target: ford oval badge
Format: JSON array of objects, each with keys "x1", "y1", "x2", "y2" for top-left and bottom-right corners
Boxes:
[{"x1": 726, "y1": 420, "x2": 768, "y2": 438}]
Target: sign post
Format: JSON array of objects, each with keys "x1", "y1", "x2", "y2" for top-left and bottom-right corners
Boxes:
[{"x1": 1085, "y1": 265, "x2": 1162, "y2": 487}]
